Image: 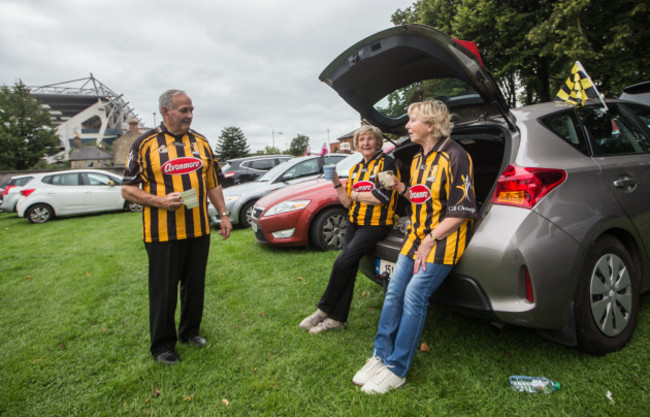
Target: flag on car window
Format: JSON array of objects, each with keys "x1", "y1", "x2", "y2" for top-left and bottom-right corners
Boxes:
[{"x1": 555, "y1": 61, "x2": 604, "y2": 108}]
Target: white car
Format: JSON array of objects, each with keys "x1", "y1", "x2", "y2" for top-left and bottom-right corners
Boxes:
[
  {"x1": 16, "y1": 169, "x2": 141, "y2": 223},
  {"x1": 0, "y1": 174, "x2": 36, "y2": 212}
]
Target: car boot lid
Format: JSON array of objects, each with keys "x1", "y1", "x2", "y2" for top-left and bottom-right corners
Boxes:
[{"x1": 319, "y1": 24, "x2": 514, "y2": 134}]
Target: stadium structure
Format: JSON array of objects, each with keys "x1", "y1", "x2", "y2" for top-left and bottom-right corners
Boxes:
[{"x1": 29, "y1": 74, "x2": 143, "y2": 162}]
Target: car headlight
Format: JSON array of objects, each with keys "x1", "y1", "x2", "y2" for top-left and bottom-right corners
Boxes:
[{"x1": 264, "y1": 200, "x2": 310, "y2": 216}]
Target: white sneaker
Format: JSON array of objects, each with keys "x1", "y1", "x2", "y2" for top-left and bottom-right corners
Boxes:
[
  {"x1": 299, "y1": 309, "x2": 327, "y2": 331},
  {"x1": 361, "y1": 366, "x2": 406, "y2": 394},
  {"x1": 352, "y1": 356, "x2": 384, "y2": 386},
  {"x1": 308, "y1": 318, "x2": 345, "y2": 334}
]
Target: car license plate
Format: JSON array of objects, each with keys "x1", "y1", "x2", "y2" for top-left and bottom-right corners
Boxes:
[
  {"x1": 251, "y1": 221, "x2": 258, "y2": 233},
  {"x1": 375, "y1": 258, "x2": 396, "y2": 277}
]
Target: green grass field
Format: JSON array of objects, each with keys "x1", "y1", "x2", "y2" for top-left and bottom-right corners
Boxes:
[{"x1": 1, "y1": 211, "x2": 648, "y2": 416}]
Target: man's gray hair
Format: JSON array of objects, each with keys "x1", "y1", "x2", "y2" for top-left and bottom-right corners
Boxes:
[{"x1": 159, "y1": 89, "x2": 186, "y2": 112}]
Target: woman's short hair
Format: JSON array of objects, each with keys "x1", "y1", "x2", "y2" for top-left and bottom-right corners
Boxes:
[
  {"x1": 407, "y1": 100, "x2": 452, "y2": 139},
  {"x1": 352, "y1": 125, "x2": 384, "y2": 151},
  {"x1": 159, "y1": 89, "x2": 187, "y2": 113}
]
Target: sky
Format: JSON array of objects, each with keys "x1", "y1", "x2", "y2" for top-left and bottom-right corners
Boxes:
[{"x1": 0, "y1": 0, "x2": 413, "y2": 153}]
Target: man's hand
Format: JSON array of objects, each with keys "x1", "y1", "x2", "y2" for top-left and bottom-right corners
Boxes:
[
  {"x1": 218, "y1": 216, "x2": 232, "y2": 240},
  {"x1": 159, "y1": 192, "x2": 183, "y2": 210}
]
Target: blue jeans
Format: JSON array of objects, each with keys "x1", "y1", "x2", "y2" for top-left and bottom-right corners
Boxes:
[{"x1": 372, "y1": 254, "x2": 453, "y2": 377}]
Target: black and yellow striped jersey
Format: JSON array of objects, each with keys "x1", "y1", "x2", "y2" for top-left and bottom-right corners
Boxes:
[
  {"x1": 123, "y1": 124, "x2": 224, "y2": 243},
  {"x1": 400, "y1": 138, "x2": 477, "y2": 265},
  {"x1": 346, "y1": 151, "x2": 400, "y2": 226}
]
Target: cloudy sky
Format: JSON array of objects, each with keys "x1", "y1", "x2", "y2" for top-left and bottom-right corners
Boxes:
[{"x1": 0, "y1": 0, "x2": 412, "y2": 153}]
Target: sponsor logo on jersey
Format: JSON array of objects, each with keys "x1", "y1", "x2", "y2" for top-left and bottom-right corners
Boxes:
[
  {"x1": 162, "y1": 157, "x2": 203, "y2": 175},
  {"x1": 409, "y1": 184, "x2": 431, "y2": 204},
  {"x1": 352, "y1": 181, "x2": 375, "y2": 192},
  {"x1": 158, "y1": 144, "x2": 168, "y2": 153}
]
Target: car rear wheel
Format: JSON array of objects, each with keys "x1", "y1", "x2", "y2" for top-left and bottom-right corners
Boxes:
[
  {"x1": 575, "y1": 235, "x2": 639, "y2": 355},
  {"x1": 239, "y1": 200, "x2": 256, "y2": 228},
  {"x1": 27, "y1": 204, "x2": 54, "y2": 224},
  {"x1": 310, "y1": 207, "x2": 348, "y2": 251}
]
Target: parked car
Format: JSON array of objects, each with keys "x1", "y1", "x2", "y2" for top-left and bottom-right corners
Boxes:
[
  {"x1": 220, "y1": 155, "x2": 293, "y2": 188},
  {"x1": 0, "y1": 174, "x2": 35, "y2": 212},
  {"x1": 620, "y1": 81, "x2": 650, "y2": 106},
  {"x1": 210, "y1": 154, "x2": 347, "y2": 228},
  {"x1": 319, "y1": 24, "x2": 650, "y2": 355},
  {"x1": 251, "y1": 143, "x2": 395, "y2": 250},
  {"x1": 16, "y1": 169, "x2": 141, "y2": 223}
]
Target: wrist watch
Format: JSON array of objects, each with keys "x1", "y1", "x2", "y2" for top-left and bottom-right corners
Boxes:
[
  {"x1": 430, "y1": 232, "x2": 441, "y2": 242},
  {"x1": 221, "y1": 212, "x2": 229, "y2": 218}
]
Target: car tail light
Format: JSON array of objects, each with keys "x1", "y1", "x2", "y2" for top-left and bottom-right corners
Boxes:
[
  {"x1": 3, "y1": 185, "x2": 16, "y2": 195},
  {"x1": 20, "y1": 189, "x2": 35, "y2": 197},
  {"x1": 223, "y1": 172, "x2": 236, "y2": 178},
  {"x1": 491, "y1": 164, "x2": 566, "y2": 209}
]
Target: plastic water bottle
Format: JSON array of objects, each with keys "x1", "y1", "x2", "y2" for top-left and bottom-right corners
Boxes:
[{"x1": 509, "y1": 375, "x2": 560, "y2": 394}]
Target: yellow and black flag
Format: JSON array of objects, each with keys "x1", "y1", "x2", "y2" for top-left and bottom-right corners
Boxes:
[{"x1": 555, "y1": 61, "x2": 603, "y2": 107}]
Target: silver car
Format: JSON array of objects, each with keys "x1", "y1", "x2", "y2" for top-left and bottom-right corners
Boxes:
[
  {"x1": 320, "y1": 24, "x2": 650, "y2": 355},
  {"x1": 211, "y1": 154, "x2": 347, "y2": 227},
  {"x1": 0, "y1": 174, "x2": 35, "y2": 212}
]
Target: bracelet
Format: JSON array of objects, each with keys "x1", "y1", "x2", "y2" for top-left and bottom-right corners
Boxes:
[
  {"x1": 354, "y1": 191, "x2": 359, "y2": 202},
  {"x1": 333, "y1": 183, "x2": 342, "y2": 189},
  {"x1": 401, "y1": 185, "x2": 409, "y2": 196}
]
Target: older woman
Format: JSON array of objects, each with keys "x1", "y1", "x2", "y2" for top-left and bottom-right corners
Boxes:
[
  {"x1": 352, "y1": 100, "x2": 477, "y2": 394},
  {"x1": 299, "y1": 125, "x2": 400, "y2": 334}
]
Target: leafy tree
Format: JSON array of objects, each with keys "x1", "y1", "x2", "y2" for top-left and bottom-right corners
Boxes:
[
  {"x1": 392, "y1": 0, "x2": 650, "y2": 106},
  {"x1": 263, "y1": 145, "x2": 282, "y2": 155},
  {"x1": 287, "y1": 134, "x2": 310, "y2": 156},
  {"x1": 0, "y1": 81, "x2": 60, "y2": 170},
  {"x1": 214, "y1": 126, "x2": 250, "y2": 160}
]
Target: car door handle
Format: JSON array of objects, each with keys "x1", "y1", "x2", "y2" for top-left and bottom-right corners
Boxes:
[{"x1": 613, "y1": 176, "x2": 636, "y2": 190}]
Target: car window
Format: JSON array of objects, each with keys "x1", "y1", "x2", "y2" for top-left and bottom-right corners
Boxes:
[
  {"x1": 374, "y1": 78, "x2": 480, "y2": 119},
  {"x1": 84, "y1": 172, "x2": 119, "y2": 186},
  {"x1": 283, "y1": 159, "x2": 319, "y2": 179},
  {"x1": 540, "y1": 111, "x2": 589, "y2": 154},
  {"x1": 44, "y1": 173, "x2": 81, "y2": 186},
  {"x1": 579, "y1": 105, "x2": 650, "y2": 156},
  {"x1": 623, "y1": 103, "x2": 650, "y2": 131},
  {"x1": 247, "y1": 159, "x2": 276, "y2": 170},
  {"x1": 323, "y1": 155, "x2": 345, "y2": 166},
  {"x1": 336, "y1": 153, "x2": 363, "y2": 177},
  {"x1": 12, "y1": 176, "x2": 34, "y2": 186}
]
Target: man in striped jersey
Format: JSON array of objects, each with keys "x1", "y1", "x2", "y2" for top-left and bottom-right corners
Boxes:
[{"x1": 122, "y1": 89, "x2": 232, "y2": 365}]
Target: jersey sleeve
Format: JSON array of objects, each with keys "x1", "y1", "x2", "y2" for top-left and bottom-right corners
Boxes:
[{"x1": 445, "y1": 147, "x2": 477, "y2": 219}]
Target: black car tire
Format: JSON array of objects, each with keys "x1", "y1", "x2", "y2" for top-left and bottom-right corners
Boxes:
[
  {"x1": 239, "y1": 200, "x2": 256, "y2": 228},
  {"x1": 574, "y1": 235, "x2": 640, "y2": 355},
  {"x1": 310, "y1": 207, "x2": 348, "y2": 251},
  {"x1": 125, "y1": 201, "x2": 142, "y2": 212},
  {"x1": 27, "y1": 204, "x2": 54, "y2": 224}
]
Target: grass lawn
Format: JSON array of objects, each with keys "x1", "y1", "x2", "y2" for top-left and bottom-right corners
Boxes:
[{"x1": 1, "y1": 211, "x2": 648, "y2": 416}]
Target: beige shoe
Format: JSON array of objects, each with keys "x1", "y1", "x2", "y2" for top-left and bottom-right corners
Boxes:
[
  {"x1": 299, "y1": 309, "x2": 327, "y2": 331},
  {"x1": 352, "y1": 356, "x2": 384, "y2": 386},
  {"x1": 308, "y1": 318, "x2": 345, "y2": 334}
]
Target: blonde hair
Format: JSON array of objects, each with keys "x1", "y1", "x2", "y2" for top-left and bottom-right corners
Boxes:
[
  {"x1": 352, "y1": 125, "x2": 384, "y2": 151},
  {"x1": 407, "y1": 100, "x2": 452, "y2": 139}
]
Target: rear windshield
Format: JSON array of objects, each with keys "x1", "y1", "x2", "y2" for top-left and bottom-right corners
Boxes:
[{"x1": 373, "y1": 78, "x2": 480, "y2": 119}]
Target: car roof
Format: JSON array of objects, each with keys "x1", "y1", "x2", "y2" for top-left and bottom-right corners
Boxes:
[
  {"x1": 319, "y1": 24, "x2": 509, "y2": 135},
  {"x1": 228, "y1": 154, "x2": 291, "y2": 163}
]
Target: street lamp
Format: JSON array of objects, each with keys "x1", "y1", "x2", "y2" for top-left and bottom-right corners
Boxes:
[{"x1": 272, "y1": 130, "x2": 283, "y2": 149}]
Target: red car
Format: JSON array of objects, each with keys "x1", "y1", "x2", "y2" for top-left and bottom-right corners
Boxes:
[{"x1": 251, "y1": 145, "x2": 394, "y2": 250}]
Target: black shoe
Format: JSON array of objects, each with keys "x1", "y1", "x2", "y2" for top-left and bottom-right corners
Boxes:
[
  {"x1": 183, "y1": 335, "x2": 207, "y2": 348},
  {"x1": 154, "y1": 351, "x2": 180, "y2": 365}
]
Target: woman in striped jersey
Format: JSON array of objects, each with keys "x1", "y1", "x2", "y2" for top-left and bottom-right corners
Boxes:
[
  {"x1": 299, "y1": 125, "x2": 400, "y2": 334},
  {"x1": 353, "y1": 100, "x2": 477, "y2": 394}
]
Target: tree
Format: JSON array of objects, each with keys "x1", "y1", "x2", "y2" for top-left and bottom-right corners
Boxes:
[
  {"x1": 0, "y1": 81, "x2": 60, "y2": 170},
  {"x1": 214, "y1": 126, "x2": 250, "y2": 161},
  {"x1": 393, "y1": 0, "x2": 650, "y2": 106},
  {"x1": 287, "y1": 134, "x2": 310, "y2": 156},
  {"x1": 263, "y1": 145, "x2": 282, "y2": 155}
]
